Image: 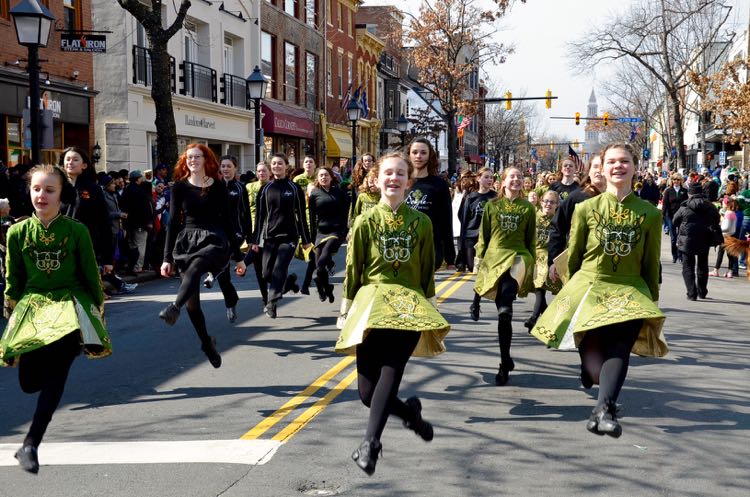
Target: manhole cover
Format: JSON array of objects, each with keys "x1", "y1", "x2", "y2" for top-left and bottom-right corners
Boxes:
[{"x1": 298, "y1": 481, "x2": 340, "y2": 496}]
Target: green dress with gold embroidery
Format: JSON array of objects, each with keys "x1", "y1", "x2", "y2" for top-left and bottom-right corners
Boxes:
[
  {"x1": 1, "y1": 215, "x2": 111, "y2": 365},
  {"x1": 533, "y1": 210, "x2": 562, "y2": 294},
  {"x1": 335, "y1": 202, "x2": 450, "y2": 357},
  {"x1": 474, "y1": 196, "x2": 536, "y2": 299},
  {"x1": 531, "y1": 192, "x2": 668, "y2": 357},
  {"x1": 352, "y1": 191, "x2": 380, "y2": 219}
]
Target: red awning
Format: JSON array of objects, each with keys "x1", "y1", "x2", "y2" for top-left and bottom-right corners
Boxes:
[
  {"x1": 467, "y1": 154, "x2": 483, "y2": 164},
  {"x1": 261, "y1": 101, "x2": 315, "y2": 139}
]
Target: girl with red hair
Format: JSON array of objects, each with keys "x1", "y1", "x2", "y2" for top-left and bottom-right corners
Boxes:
[{"x1": 158, "y1": 144, "x2": 246, "y2": 368}]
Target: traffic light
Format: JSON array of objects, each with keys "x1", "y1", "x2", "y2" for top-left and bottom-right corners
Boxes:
[
  {"x1": 505, "y1": 91, "x2": 512, "y2": 111},
  {"x1": 575, "y1": 112, "x2": 580, "y2": 125},
  {"x1": 603, "y1": 112, "x2": 609, "y2": 126},
  {"x1": 573, "y1": 140, "x2": 579, "y2": 149},
  {"x1": 545, "y1": 89, "x2": 552, "y2": 109}
]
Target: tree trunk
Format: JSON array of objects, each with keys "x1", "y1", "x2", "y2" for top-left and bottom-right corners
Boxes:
[
  {"x1": 446, "y1": 110, "x2": 457, "y2": 176},
  {"x1": 668, "y1": 90, "x2": 686, "y2": 170},
  {"x1": 149, "y1": 40, "x2": 179, "y2": 175}
]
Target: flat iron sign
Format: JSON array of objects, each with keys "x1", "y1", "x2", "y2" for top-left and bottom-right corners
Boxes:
[{"x1": 61, "y1": 33, "x2": 107, "y2": 53}]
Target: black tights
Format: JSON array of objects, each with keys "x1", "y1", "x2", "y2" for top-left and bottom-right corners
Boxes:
[
  {"x1": 18, "y1": 331, "x2": 81, "y2": 448},
  {"x1": 578, "y1": 320, "x2": 642, "y2": 407},
  {"x1": 531, "y1": 289, "x2": 547, "y2": 319},
  {"x1": 261, "y1": 239, "x2": 296, "y2": 303},
  {"x1": 356, "y1": 329, "x2": 420, "y2": 442},
  {"x1": 494, "y1": 273, "x2": 519, "y2": 364},
  {"x1": 466, "y1": 238, "x2": 483, "y2": 308},
  {"x1": 315, "y1": 237, "x2": 342, "y2": 288},
  {"x1": 245, "y1": 248, "x2": 269, "y2": 305},
  {"x1": 216, "y1": 265, "x2": 239, "y2": 309},
  {"x1": 174, "y1": 257, "x2": 214, "y2": 345}
]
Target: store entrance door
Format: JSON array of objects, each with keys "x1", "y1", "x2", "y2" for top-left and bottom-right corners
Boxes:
[{"x1": 208, "y1": 143, "x2": 222, "y2": 161}]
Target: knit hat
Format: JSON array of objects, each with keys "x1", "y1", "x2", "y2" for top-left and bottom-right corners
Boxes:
[
  {"x1": 129, "y1": 169, "x2": 143, "y2": 180},
  {"x1": 99, "y1": 175, "x2": 114, "y2": 188},
  {"x1": 688, "y1": 182, "x2": 703, "y2": 195}
]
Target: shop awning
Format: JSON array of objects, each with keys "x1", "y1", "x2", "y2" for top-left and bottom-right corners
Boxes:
[
  {"x1": 327, "y1": 128, "x2": 358, "y2": 158},
  {"x1": 261, "y1": 101, "x2": 315, "y2": 139},
  {"x1": 467, "y1": 154, "x2": 483, "y2": 164}
]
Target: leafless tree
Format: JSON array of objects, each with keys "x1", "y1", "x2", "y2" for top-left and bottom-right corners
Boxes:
[{"x1": 568, "y1": 0, "x2": 735, "y2": 169}]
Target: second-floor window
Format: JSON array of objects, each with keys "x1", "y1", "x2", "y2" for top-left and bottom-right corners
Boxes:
[
  {"x1": 306, "y1": 52, "x2": 317, "y2": 110},
  {"x1": 223, "y1": 36, "x2": 234, "y2": 75},
  {"x1": 305, "y1": 0, "x2": 316, "y2": 27},
  {"x1": 326, "y1": 47, "x2": 332, "y2": 96},
  {"x1": 184, "y1": 22, "x2": 198, "y2": 62},
  {"x1": 285, "y1": 42, "x2": 298, "y2": 104},
  {"x1": 337, "y1": 53, "x2": 343, "y2": 98},
  {"x1": 285, "y1": 0, "x2": 297, "y2": 17},
  {"x1": 261, "y1": 31, "x2": 275, "y2": 99},
  {"x1": 64, "y1": 0, "x2": 82, "y2": 31}
]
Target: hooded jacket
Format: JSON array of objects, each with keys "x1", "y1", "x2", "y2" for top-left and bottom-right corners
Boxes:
[{"x1": 673, "y1": 195, "x2": 721, "y2": 255}]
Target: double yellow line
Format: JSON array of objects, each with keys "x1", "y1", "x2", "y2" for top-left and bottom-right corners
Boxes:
[{"x1": 240, "y1": 270, "x2": 473, "y2": 443}]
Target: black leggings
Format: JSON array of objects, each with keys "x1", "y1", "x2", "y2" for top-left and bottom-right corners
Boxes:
[
  {"x1": 262, "y1": 239, "x2": 296, "y2": 303},
  {"x1": 463, "y1": 237, "x2": 478, "y2": 272},
  {"x1": 174, "y1": 256, "x2": 214, "y2": 345},
  {"x1": 216, "y1": 264, "x2": 239, "y2": 309},
  {"x1": 494, "y1": 272, "x2": 519, "y2": 364},
  {"x1": 356, "y1": 329, "x2": 420, "y2": 442},
  {"x1": 578, "y1": 320, "x2": 642, "y2": 407},
  {"x1": 245, "y1": 248, "x2": 269, "y2": 305},
  {"x1": 531, "y1": 289, "x2": 547, "y2": 319},
  {"x1": 18, "y1": 331, "x2": 81, "y2": 448},
  {"x1": 315, "y1": 237, "x2": 343, "y2": 288}
]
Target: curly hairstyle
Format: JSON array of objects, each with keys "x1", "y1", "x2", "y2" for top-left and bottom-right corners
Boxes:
[
  {"x1": 408, "y1": 137, "x2": 438, "y2": 176},
  {"x1": 173, "y1": 143, "x2": 220, "y2": 182}
]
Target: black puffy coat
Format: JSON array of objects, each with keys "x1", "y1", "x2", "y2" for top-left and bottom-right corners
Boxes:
[{"x1": 672, "y1": 195, "x2": 721, "y2": 255}]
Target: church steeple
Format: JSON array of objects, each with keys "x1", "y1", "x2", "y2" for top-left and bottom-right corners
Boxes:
[
  {"x1": 585, "y1": 87, "x2": 600, "y2": 150},
  {"x1": 587, "y1": 89, "x2": 598, "y2": 118}
]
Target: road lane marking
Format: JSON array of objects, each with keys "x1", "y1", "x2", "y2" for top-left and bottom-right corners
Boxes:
[
  {"x1": 272, "y1": 369, "x2": 359, "y2": 442},
  {"x1": 240, "y1": 355, "x2": 355, "y2": 440},
  {"x1": 0, "y1": 440, "x2": 281, "y2": 466},
  {"x1": 434, "y1": 271, "x2": 462, "y2": 293},
  {"x1": 437, "y1": 272, "x2": 474, "y2": 304}
]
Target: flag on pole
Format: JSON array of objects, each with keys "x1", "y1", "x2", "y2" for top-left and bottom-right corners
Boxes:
[
  {"x1": 341, "y1": 83, "x2": 352, "y2": 108},
  {"x1": 361, "y1": 89, "x2": 369, "y2": 118},
  {"x1": 457, "y1": 115, "x2": 472, "y2": 131},
  {"x1": 568, "y1": 144, "x2": 584, "y2": 171}
]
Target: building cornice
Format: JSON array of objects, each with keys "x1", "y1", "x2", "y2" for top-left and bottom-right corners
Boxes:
[
  {"x1": 357, "y1": 29, "x2": 385, "y2": 58},
  {"x1": 129, "y1": 84, "x2": 253, "y2": 119}
]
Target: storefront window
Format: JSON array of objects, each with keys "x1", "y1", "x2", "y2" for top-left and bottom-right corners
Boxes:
[
  {"x1": 7, "y1": 116, "x2": 21, "y2": 148},
  {"x1": 283, "y1": 139, "x2": 298, "y2": 167}
]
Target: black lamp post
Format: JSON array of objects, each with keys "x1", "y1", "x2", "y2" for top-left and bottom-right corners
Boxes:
[
  {"x1": 346, "y1": 98, "x2": 361, "y2": 171},
  {"x1": 397, "y1": 114, "x2": 408, "y2": 147},
  {"x1": 11, "y1": 0, "x2": 54, "y2": 166},
  {"x1": 92, "y1": 142, "x2": 102, "y2": 165},
  {"x1": 247, "y1": 66, "x2": 268, "y2": 167}
]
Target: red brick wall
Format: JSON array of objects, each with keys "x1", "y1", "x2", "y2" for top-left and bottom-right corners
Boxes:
[{"x1": 325, "y1": 0, "x2": 357, "y2": 125}]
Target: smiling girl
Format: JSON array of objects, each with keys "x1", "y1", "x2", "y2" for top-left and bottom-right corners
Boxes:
[
  {"x1": 1, "y1": 165, "x2": 111, "y2": 474},
  {"x1": 336, "y1": 152, "x2": 450, "y2": 476}
]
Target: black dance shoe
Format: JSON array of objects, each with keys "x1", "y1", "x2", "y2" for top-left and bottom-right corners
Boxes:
[
  {"x1": 300, "y1": 286, "x2": 310, "y2": 295},
  {"x1": 286, "y1": 274, "x2": 300, "y2": 294},
  {"x1": 314, "y1": 277, "x2": 327, "y2": 302},
  {"x1": 265, "y1": 302, "x2": 277, "y2": 319},
  {"x1": 226, "y1": 307, "x2": 237, "y2": 323},
  {"x1": 403, "y1": 396, "x2": 434, "y2": 441},
  {"x1": 201, "y1": 336, "x2": 222, "y2": 368},
  {"x1": 203, "y1": 273, "x2": 215, "y2": 289},
  {"x1": 351, "y1": 438, "x2": 382, "y2": 476},
  {"x1": 586, "y1": 402, "x2": 622, "y2": 438},
  {"x1": 327, "y1": 260, "x2": 336, "y2": 276},
  {"x1": 15, "y1": 445, "x2": 39, "y2": 474},
  {"x1": 158, "y1": 304, "x2": 180, "y2": 326},
  {"x1": 469, "y1": 303, "x2": 480, "y2": 321},
  {"x1": 494, "y1": 358, "x2": 515, "y2": 386},
  {"x1": 523, "y1": 316, "x2": 537, "y2": 333},
  {"x1": 326, "y1": 284, "x2": 335, "y2": 304}
]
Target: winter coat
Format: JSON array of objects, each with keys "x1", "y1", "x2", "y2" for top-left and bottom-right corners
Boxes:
[
  {"x1": 662, "y1": 186, "x2": 688, "y2": 220},
  {"x1": 673, "y1": 195, "x2": 721, "y2": 255}
]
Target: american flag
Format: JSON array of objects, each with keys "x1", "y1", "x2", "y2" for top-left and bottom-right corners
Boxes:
[
  {"x1": 457, "y1": 115, "x2": 472, "y2": 131},
  {"x1": 341, "y1": 83, "x2": 352, "y2": 108},
  {"x1": 568, "y1": 145, "x2": 584, "y2": 171}
]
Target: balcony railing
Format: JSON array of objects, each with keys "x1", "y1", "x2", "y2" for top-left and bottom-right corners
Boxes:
[
  {"x1": 221, "y1": 73, "x2": 247, "y2": 108},
  {"x1": 180, "y1": 61, "x2": 218, "y2": 102},
  {"x1": 132, "y1": 45, "x2": 176, "y2": 93}
]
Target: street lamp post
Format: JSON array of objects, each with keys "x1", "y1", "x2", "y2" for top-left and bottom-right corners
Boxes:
[
  {"x1": 92, "y1": 142, "x2": 102, "y2": 166},
  {"x1": 397, "y1": 114, "x2": 408, "y2": 148},
  {"x1": 346, "y1": 98, "x2": 361, "y2": 171},
  {"x1": 10, "y1": 0, "x2": 54, "y2": 166},
  {"x1": 247, "y1": 66, "x2": 268, "y2": 167}
]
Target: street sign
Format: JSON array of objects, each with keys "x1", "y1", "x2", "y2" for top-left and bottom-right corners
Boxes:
[
  {"x1": 719, "y1": 150, "x2": 727, "y2": 166},
  {"x1": 617, "y1": 117, "x2": 643, "y2": 123}
]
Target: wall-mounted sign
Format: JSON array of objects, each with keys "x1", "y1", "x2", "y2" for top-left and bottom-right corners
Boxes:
[
  {"x1": 185, "y1": 115, "x2": 216, "y2": 129},
  {"x1": 61, "y1": 33, "x2": 107, "y2": 53}
]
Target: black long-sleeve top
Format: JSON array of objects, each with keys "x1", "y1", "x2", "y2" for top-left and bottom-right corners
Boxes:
[
  {"x1": 62, "y1": 178, "x2": 114, "y2": 266},
  {"x1": 225, "y1": 178, "x2": 252, "y2": 246},
  {"x1": 459, "y1": 190, "x2": 497, "y2": 240},
  {"x1": 406, "y1": 175, "x2": 455, "y2": 268},
  {"x1": 547, "y1": 188, "x2": 593, "y2": 266},
  {"x1": 252, "y1": 178, "x2": 311, "y2": 246},
  {"x1": 549, "y1": 181, "x2": 580, "y2": 202},
  {"x1": 309, "y1": 185, "x2": 350, "y2": 241},
  {"x1": 163, "y1": 179, "x2": 242, "y2": 264}
]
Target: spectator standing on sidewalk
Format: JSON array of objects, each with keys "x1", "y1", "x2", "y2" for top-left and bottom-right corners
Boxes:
[
  {"x1": 120, "y1": 170, "x2": 153, "y2": 274},
  {"x1": 100, "y1": 175, "x2": 137, "y2": 295},
  {"x1": 662, "y1": 173, "x2": 688, "y2": 263}
]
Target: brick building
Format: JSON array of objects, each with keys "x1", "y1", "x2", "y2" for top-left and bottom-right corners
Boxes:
[
  {"x1": 355, "y1": 24, "x2": 383, "y2": 156},
  {"x1": 261, "y1": 0, "x2": 324, "y2": 168},
  {"x1": 0, "y1": 0, "x2": 96, "y2": 167}
]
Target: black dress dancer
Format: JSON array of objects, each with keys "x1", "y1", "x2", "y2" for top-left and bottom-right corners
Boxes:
[
  {"x1": 308, "y1": 167, "x2": 349, "y2": 302},
  {"x1": 159, "y1": 144, "x2": 246, "y2": 368},
  {"x1": 250, "y1": 153, "x2": 311, "y2": 319}
]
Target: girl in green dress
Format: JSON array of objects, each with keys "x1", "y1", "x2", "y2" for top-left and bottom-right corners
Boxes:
[
  {"x1": 473, "y1": 166, "x2": 536, "y2": 386},
  {"x1": 531, "y1": 143, "x2": 668, "y2": 438},
  {"x1": 336, "y1": 152, "x2": 450, "y2": 476},
  {"x1": 1, "y1": 165, "x2": 111, "y2": 474}
]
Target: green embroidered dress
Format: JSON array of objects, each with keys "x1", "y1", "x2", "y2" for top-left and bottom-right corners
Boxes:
[
  {"x1": 533, "y1": 210, "x2": 562, "y2": 294},
  {"x1": 352, "y1": 191, "x2": 380, "y2": 219},
  {"x1": 474, "y1": 197, "x2": 536, "y2": 299},
  {"x1": 531, "y1": 192, "x2": 668, "y2": 357},
  {"x1": 335, "y1": 202, "x2": 450, "y2": 357},
  {"x1": 1, "y1": 215, "x2": 111, "y2": 365}
]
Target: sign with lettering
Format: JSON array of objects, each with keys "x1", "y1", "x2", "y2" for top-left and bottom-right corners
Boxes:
[
  {"x1": 61, "y1": 33, "x2": 107, "y2": 53},
  {"x1": 185, "y1": 115, "x2": 216, "y2": 129}
]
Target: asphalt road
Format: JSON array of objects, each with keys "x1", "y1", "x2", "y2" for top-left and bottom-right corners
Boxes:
[{"x1": 0, "y1": 236, "x2": 748, "y2": 497}]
